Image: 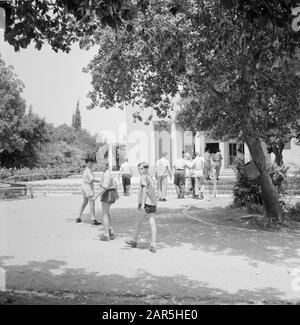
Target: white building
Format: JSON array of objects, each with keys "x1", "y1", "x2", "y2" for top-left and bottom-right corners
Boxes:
[{"x1": 100, "y1": 102, "x2": 300, "y2": 173}]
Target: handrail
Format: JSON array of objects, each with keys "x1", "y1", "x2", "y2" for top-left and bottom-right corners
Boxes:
[
  {"x1": 2, "y1": 172, "x2": 72, "y2": 181},
  {"x1": 0, "y1": 180, "x2": 34, "y2": 198}
]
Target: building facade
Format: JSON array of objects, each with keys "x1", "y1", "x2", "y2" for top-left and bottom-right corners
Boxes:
[{"x1": 100, "y1": 102, "x2": 300, "y2": 173}]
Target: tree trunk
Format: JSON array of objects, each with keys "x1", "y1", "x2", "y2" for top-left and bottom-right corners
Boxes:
[
  {"x1": 272, "y1": 144, "x2": 284, "y2": 166},
  {"x1": 245, "y1": 135, "x2": 282, "y2": 223},
  {"x1": 274, "y1": 150, "x2": 283, "y2": 166}
]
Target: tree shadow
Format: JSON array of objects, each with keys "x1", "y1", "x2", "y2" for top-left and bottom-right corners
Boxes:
[
  {"x1": 0, "y1": 257, "x2": 293, "y2": 305},
  {"x1": 106, "y1": 205, "x2": 300, "y2": 266}
]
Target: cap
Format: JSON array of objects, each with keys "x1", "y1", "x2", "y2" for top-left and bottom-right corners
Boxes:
[{"x1": 139, "y1": 161, "x2": 149, "y2": 168}]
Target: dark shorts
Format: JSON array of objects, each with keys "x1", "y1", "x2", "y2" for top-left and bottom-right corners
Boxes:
[
  {"x1": 144, "y1": 204, "x2": 156, "y2": 214},
  {"x1": 174, "y1": 170, "x2": 185, "y2": 186},
  {"x1": 122, "y1": 174, "x2": 131, "y2": 186}
]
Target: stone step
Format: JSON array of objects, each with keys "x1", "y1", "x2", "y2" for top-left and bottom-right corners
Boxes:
[{"x1": 29, "y1": 186, "x2": 300, "y2": 196}]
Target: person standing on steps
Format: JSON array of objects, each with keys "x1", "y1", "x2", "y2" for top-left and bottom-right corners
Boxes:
[
  {"x1": 211, "y1": 149, "x2": 223, "y2": 181},
  {"x1": 119, "y1": 159, "x2": 132, "y2": 196},
  {"x1": 190, "y1": 152, "x2": 205, "y2": 199},
  {"x1": 173, "y1": 152, "x2": 187, "y2": 199},
  {"x1": 76, "y1": 157, "x2": 101, "y2": 225},
  {"x1": 155, "y1": 152, "x2": 172, "y2": 201},
  {"x1": 204, "y1": 147, "x2": 212, "y2": 181},
  {"x1": 125, "y1": 162, "x2": 158, "y2": 253}
]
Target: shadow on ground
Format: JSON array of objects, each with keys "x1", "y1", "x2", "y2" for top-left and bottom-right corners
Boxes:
[
  {"x1": 75, "y1": 205, "x2": 300, "y2": 267},
  {"x1": 0, "y1": 256, "x2": 293, "y2": 305}
]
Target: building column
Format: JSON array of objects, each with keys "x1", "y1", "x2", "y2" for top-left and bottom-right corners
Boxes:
[
  {"x1": 220, "y1": 141, "x2": 226, "y2": 171},
  {"x1": 171, "y1": 123, "x2": 178, "y2": 162},
  {"x1": 195, "y1": 131, "x2": 201, "y2": 154},
  {"x1": 108, "y1": 143, "x2": 113, "y2": 170},
  {"x1": 200, "y1": 131, "x2": 205, "y2": 155},
  {"x1": 244, "y1": 143, "x2": 251, "y2": 163},
  {"x1": 150, "y1": 123, "x2": 156, "y2": 167}
]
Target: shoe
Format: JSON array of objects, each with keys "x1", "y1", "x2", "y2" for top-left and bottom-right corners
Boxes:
[
  {"x1": 162, "y1": 199, "x2": 167, "y2": 201},
  {"x1": 92, "y1": 220, "x2": 101, "y2": 225},
  {"x1": 109, "y1": 229, "x2": 115, "y2": 240},
  {"x1": 149, "y1": 246, "x2": 157, "y2": 253},
  {"x1": 125, "y1": 239, "x2": 137, "y2": 248},
  {"x1": 100, "y1": 234, "x2": 110, "y2": 241},
  {"x1": 76, "y1": 218, "x2": 81, "y2": 223}
]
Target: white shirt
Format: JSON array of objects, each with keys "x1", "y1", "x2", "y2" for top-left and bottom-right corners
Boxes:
[
  {"x1": 119, "y1": 162, "x2": 132, "y2": 175},
  {"x1": 192, "y1": 156, "x2": 204, "y2": 170},
  {"x1": 173, "y1": 157, "x2": 186, "y2": 170},
  {"x1": 82, "y1": 167, "x2": 94, "y2": 189},
  {"x1": 156, "y1": 157, "x2": 171, "y2": 177}
]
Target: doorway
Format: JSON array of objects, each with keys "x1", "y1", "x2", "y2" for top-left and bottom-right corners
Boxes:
[
  {"x1": 229, "y1": 142, "x2": 244, "y2": 166},
  {"x1": 205, "y1": 143, "x2": 219, "y2": 154}
]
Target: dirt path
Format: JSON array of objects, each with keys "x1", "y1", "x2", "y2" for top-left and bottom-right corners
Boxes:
[{"x1": 1, "y1": 195, "x2": 300, "y2": 304}]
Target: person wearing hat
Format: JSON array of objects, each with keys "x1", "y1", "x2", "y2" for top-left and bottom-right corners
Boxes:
[
  {"x1": 76, "y1": 157, "x2": 101, "y2": 225},
  {"x1": 125, "y1": 162, "x2": 158, "y2": 253}
]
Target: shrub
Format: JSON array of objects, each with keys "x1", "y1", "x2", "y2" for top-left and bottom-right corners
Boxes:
[
  {"x1": 232, "y1": 162, "x2": 288, "y2": 213},
  {"x1": 285, "y1": 202, "x2": 300, "y2": 222}
]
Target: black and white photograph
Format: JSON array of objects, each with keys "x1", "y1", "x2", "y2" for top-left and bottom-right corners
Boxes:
[{"x1": 1, "y1": 0, "x2": 300, "y2": 311}]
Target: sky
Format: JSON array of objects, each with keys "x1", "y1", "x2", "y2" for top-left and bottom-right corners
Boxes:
[{"x1": 0, "y1": 29, "x2": 125, "y2": 136}]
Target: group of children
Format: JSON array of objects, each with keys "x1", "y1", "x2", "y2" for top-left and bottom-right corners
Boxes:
[
  {"x1": 173, "y1": 149, "x2": 223, "y2": 200},
  {"x1": 76, "y1": 158, "x2": 158, "y2": 253},
  {"x1": 76, "y1": 148, "x2": 223, "y2": 253}
]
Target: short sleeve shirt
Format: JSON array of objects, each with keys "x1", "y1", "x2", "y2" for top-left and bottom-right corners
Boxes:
[
  {"x1": 173, "y1": 158, "x2": 186, "y2": 170},
  {"x1": 156, "y1": 157, "x2": 171, "y2": 176},
  {"x1": 140, "y1": 174, "x2": 157, "y2": 206},
  {"x1": 83, "y1": 168, "x2": 94, "y2": 188},
  {"x1": 102, "y1": 171, "x2": 115, "y2": 189},
  {"x1": 204, "y1": 152, "x2": 211, "y2": 165},
  {"x1": 120, "y1": 162, "x2": 132, "y2": 175},
  {"x1": 193, "y1": 156, "x2": 204, "y2": 170}
]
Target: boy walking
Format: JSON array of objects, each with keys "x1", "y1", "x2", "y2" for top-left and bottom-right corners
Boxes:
[
  {"x1": 125, "y1": 162, "x2": 158, "y2": 253},
  {"x1": 76, "y1": 157, "x2": 101, "y2": 225}
]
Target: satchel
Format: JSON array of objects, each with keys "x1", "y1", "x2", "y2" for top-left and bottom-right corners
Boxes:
[{"x1": 107, "y1": 188, "x2": 118, "y2": 204}]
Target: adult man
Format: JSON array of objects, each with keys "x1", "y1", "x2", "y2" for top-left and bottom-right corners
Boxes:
[
  {"x1": 211, "y1": 149, "x2": 223, "y2": 180},
  {"x1": 173, "y1": 152, "x2": 187, "y2": 199},
  {"x1": 119, "y1": 159, "x2": 132, "y2": 196},
  {"x1": 190, "y1": 152, "x2": 205, "y2": 199},
  {"x1": 155, "y1": 152, "x2": 172, "y2": 201}
]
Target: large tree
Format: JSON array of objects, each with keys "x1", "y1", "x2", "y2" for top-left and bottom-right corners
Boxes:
[
  {"x1": 82, "y1": 1, "x2": 300, "y2": 223},
  {"x1": 0, "y1": 55, "x2": 27, "y2": 156},
  {"x1": 2, "y1": 0, "x2": 300, "y2": 221}
]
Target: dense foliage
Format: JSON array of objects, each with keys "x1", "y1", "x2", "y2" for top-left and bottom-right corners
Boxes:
[
  {"x1": 0, "y1": 56, "x2": 99, "y2": 170},
  {"x1": 233, "y1": 163, "x2": 288, "y2": 213}
]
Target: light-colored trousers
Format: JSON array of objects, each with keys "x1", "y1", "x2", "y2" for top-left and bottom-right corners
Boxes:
[
  {"x1": 157, "y1": 175, "x2": 168, "y2": 199},
  {"x1": 194, "y1": 176, "x2": 205, "y2": 196}
]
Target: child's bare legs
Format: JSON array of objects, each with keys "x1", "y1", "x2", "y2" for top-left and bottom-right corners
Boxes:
[
  {"x1": 102, "y1": 201, "x2": 110, "y2": 237},
  {"x1": 133, "y1": 212, "x2": 144, "y2": 243},
  {"x1": 107, "y1": 204, "x2": 114, "y2": 236},
  {"x1": 88, "y1": 197, "x2": 96, "y2": 221},
  {"x1": 148, "y1": 215, "x2": 157, "y2": 247},
  {"x1": 78, "y1": 196, "x2": 88, "y2": 220}
]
